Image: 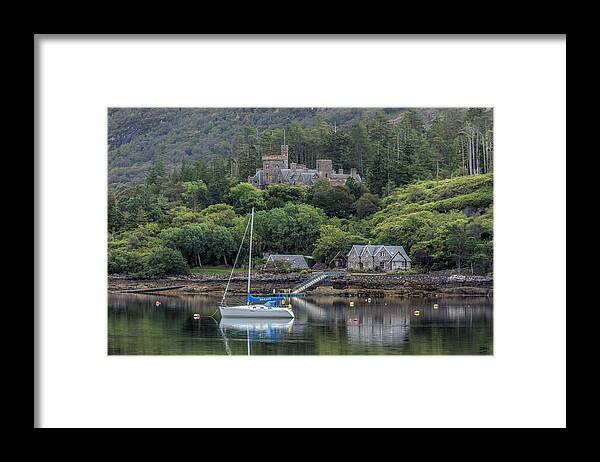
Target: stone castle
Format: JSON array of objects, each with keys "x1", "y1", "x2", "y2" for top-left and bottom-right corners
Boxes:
[{"x1": 248, "y1": 144, "x2": 361, "y2": 189}]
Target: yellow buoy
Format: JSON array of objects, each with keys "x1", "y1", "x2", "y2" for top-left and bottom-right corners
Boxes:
[
  {"x1": 349, "y1": 301, "x2": 354, "y2": 307},
  {"x1": 414, "y1": 310, "x2": 420, "y2": 316},
  {"x1": 433, "y1": 303, "x2": 439, "y2": 309}
]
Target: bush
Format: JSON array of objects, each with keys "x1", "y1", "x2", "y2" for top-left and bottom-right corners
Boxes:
[
  {"x1": 146, "y1": 247, "x2": 190, "y2": 277},
  {"x1": 108, "y1": 249, "x2": 145, "y2": 275}
]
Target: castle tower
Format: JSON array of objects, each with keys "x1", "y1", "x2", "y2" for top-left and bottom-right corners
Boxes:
[
  {"x1": 316, "y1": 159, "x2": 333, "y2": 179},
  {"x1": 280, "y1": 144, "x2": 289, "y2": 168}
]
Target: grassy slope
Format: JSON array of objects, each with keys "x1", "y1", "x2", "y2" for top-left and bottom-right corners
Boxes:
[{"x1": 371, "y1": 173, "x2": 493, "y2": 236}]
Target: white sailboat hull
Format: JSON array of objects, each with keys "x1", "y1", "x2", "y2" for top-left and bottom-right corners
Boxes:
[{"x1": 219, "y1": 305, "x2": 294, "y2": 318}]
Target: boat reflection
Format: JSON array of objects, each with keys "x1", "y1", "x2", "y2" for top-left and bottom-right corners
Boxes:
[
  {"x1": 218, "y1": 317, "x2": 295, "y2": 356},
  {"x1": 219, "y1": 317, "x2": 294, "y2": 336}
]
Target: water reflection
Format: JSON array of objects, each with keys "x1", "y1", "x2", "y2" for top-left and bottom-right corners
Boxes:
[
  {"x1": 218, "y1": 318, "x2": 295, "y2": 356},
  {"x1": 108, "y1": 293, "x2": 493, "y2": 355}
]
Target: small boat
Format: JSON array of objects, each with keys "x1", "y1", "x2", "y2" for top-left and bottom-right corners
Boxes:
[{"x1": 219, "y1": 207, "x2": 294, "y2": 319}]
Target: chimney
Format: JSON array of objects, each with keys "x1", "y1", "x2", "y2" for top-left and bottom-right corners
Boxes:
[
  {"x1": 338, "y1": 168, "x2": 343, "y2": 174},
  {"x1": 290, "y1": 162, "x2": 297, "y2": 171},
  {"x1": 351, "y1": 168, "x2": 357, "y2": 177}
]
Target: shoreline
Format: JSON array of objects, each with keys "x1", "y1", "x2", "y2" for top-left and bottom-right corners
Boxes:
[{"x1": 108, "y1": 271, "x2": 493, "y2": 299}]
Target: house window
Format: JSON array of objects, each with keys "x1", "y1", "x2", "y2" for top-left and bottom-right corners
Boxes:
[{"x1": 379, "y1": 261, "x2": 385, "y2": 269}]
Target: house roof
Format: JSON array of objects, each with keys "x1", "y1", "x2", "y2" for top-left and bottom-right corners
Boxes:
[
  {"x1": 266, "y1": 254, "x2": 309, "y2": 268},
  {"x1": 250, "y1": 169, "x2": 265, "y2": 185},
  {"x1": 279, "y1": 169, "x2": 293, "y2": 182},
  {"x1": 347, "y1": 244, "x2": 412, "y2": 262},
  {"x1": 383, "y1": 245, "x2": 412, "y2": 262},
  {"x1": 298, "y1": 172, "x2": 318, "y2": 185}
]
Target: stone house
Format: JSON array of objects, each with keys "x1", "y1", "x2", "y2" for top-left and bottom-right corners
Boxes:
[{"x1": 347, "y1": 245, "x2": 412, "y2": 271}]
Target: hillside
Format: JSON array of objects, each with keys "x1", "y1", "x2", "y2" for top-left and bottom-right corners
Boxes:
[
  {"x1": 107, "y1": 107, "x2": 451, "y2": 185},
  {"x1": 369, "y1": 174, "x2": 493, "y2": 272}
]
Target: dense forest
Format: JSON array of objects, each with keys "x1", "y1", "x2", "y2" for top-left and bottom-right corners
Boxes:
[{"x1": 108, "y1": 108, "x2": 493, "y2": 277}]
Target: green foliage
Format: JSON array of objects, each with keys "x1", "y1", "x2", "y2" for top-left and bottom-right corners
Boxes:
[
  {"x1": 254, "y1": 203, "x2": 327, "y2": 255},
  {"x1": 108, "y1": 248, "x2": 145, "y2": 275},
  {"x1": 264, "y1": 183, "x2": 308, "y2": 209},
  {"x1": 355, "y1": 193, "x2": 380, "y2": 219},
  {"x1": 313, "y1": 225, "x2": 368, "y2": 265},
  {"x1": 160, "y1": 223, "x2": 237, "y2": 267},
  {"x1": 309, "y1": 180, "x2": 355, "y2": 218},
  {"x1": 198, "y1": 203, "x2": 241, "y2": 228},
  {"x1": 107, "y1": 110, "x2": 494, "y2": 276},
  {"x1": 226, "y1": 183, "x2": 265, "y2": 214},
  {"x1": 165, "y1": 205, "x2": 202, "y2": 227},
  {"x1": 146, "y1": 247, "x2": 190, "y2": 276},
  {"x1": 109, "y1": 108, "x2": 493, "y2": 190},
  {"x1": 372, "y1": 175, "x2": 494, "y2": 273},
  {"x1": 181, "y1": 180, "x2": 208, "y2": 210}
]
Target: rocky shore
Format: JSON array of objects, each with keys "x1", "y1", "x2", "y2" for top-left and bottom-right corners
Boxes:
[{"x1": 108, "y1": 270, "x2": 493, "y2": 299}]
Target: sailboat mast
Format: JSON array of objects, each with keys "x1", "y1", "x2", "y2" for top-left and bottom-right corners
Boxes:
[{"x1": 247, "y1": 207, "x2": 254, "y2": 301}]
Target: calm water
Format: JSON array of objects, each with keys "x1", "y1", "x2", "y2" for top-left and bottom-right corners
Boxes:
[{"x1": 108, "y1": 294, "x2": 493, "y2": 355}]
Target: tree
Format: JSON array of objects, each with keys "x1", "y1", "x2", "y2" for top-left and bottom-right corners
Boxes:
[
  {"x1": 166, "y1": 205, "x2": 202, "y2": 227},
  {"x1": 161, "y1": 224, "x2": 210, "y2": 267},
  {"x1": 146, "y1": 247, "x2": 190, "y2": 276},
  {"x1": 108, "y1": 191, "x2": 124, "y2": 233},
  {"x1": 355, "y1": 193, "x2": 380, "y2": 218},
  {"x1": 309, "y1": 180, "x2": 355, "y2": 218},
  {"x1": 145, "y1": 160, "x2": 167, "y2": 194},
  {"x1": 199, "y1": 203, "x2": 241, "y2": 228},
  {"x1": 349, "y1": 121, "x2": 369, "y2": 176},
  {"x1": 253, "y1": 203, "x2": 327, "y2": 255},
  {"x1": 323, "y1": 128, "x2": 352, "y2": 170},
  {"x1": 345, "y1": 177, "x2": 365, "y2": 199},
  {"x1": 108, "y1": 248, "x2": 145, "y2": 275},
  {"x1": 264, "y1": 183, "x2": 308, "y2": 209},
  {"x1": 181, "y1": 180, "x2": 208, "y2": 210},
  {"x1": 226, "y1": 183, "x2": 265, "y2": 214},
  {"x1": 313, "y1": 225, "x2": 349, "y2": 265},
  {"x1": 440, "y1": 217, "x2": 472, "y2": 272}
]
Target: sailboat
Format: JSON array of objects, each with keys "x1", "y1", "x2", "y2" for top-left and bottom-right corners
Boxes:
[{"x1": 219, "y1": 207, "x2": 294, "y2": 319}]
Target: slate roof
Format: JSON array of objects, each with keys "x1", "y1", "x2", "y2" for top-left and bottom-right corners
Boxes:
[
  {"x1": 266, "y1": 254, "x2": 309, "y2": 268},
  {"x1": 347, "y1": 244, "x2": 412, "y2": 262},
  {"x1": 279, "y1": 169, "x2": 293, "y2": 182},
  {"x1": 297, "y1": 171, "x2": 318, "y2": 186},
  {"x1": 249, "y1": 169, "x2": 265, "y2": 186}
]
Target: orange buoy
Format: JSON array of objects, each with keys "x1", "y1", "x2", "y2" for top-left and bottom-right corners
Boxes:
[{"x1": 155, "y1": 300, "x2": 161, "y2": 307}]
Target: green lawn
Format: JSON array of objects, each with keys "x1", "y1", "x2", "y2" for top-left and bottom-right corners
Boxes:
[{"x1": 190, "y1": 266, "x2": 246, "y2": 275}]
